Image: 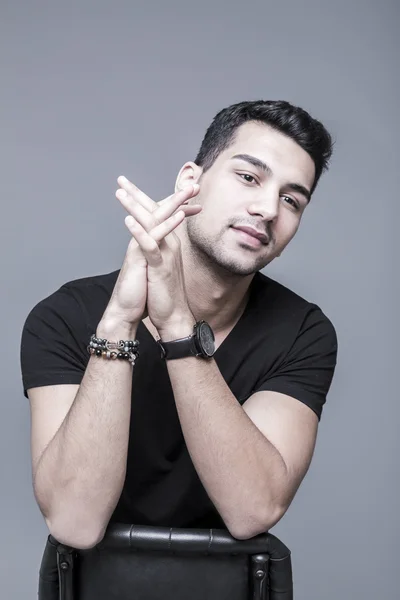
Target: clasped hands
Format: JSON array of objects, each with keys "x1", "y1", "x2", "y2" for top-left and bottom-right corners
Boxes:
[{"x1": 115, "y1": 175, "x2": 202, "y2": 336}]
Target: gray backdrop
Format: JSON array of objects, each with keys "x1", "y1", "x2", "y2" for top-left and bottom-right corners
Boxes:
[{"x1": 1, "y1": 1, "x2": 398, "y2": 598}]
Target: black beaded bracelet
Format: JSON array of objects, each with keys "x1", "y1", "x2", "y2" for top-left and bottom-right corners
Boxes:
[{"x1": 87, "y1": 334, "x2": 140, "y2": 365}]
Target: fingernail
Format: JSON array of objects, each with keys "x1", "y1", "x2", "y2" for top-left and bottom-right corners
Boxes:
[
  {"x1": 117, "y1": 189, "x2": 127, "y2": 198},
  {"x1": 193, "y1": 183, "x2": 200, "y2": 192}
]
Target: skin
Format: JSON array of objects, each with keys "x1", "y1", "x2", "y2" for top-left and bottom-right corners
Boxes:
[{"x1": 172, "y1": 121, "x2": 316, "y2": 335}]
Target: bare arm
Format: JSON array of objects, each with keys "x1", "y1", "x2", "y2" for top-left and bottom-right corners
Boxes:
[
  {"x1": 32, "y1": 317, "x2": 137, "y2": 550},
  {"x1": 160, "y1": 318, "x2": 318, "y2": 540},
  {"x1": 29, "y1": 186, "x2": 200, "y2": 550}
]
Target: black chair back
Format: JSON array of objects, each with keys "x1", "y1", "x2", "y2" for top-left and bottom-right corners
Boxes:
[{"x1": 38, "y1": 523, "x2": 293, "y2": 599}]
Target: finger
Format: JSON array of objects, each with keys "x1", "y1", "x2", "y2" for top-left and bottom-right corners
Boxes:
[
  {"x1": 152, "y1": 194, "x2": 202, "y2": 220},
  {"x1": 116, "y1": 188, "x2": 154, "y2": 231},
  {"x1": 117, "y1": 175, "x2": 196, "y2": 217},
  {"x1": 116, "y1": 184, "x2": 200, "y2": 230},
  {"x1": 117, "y1": 176, "x2": 156, "y2": 213},
  {"x1": 125, "y1": 210, "x2": 185, "y2": 245},
  {"x1": 116, "y1": 188, "x2": 202, "y2": 233},
  {"x1": 151, "y1": 198, "x2": 203, "y2": 218},
  {"x1": 117, "y1": 177, "x2": 199, "y2": 214},
  {"x1": 179, "y1": 203, "x2": 203, "y2": 217},
  {"x1": 150, "y1": 185, "x2": 200, "y2": 225},
  {"x1": 149, "y1": 210, "x2": 186, "y2": 243},
  {"x1": 125, "y1": 214, "x2": 162, "y2": 267},
  {"x1": 124, "y1": 211, "x2": 185, "y2": 267},
  {"x1": 118, "y1": 175, "x2": 199, "y2": 218},
  {"x1": 158, "y1": 184, "x2": 200, "y2": 208}
]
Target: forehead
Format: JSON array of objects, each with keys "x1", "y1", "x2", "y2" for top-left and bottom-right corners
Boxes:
[{"x1": 219, "y1": 121, "x2": 315, "y2": 189}]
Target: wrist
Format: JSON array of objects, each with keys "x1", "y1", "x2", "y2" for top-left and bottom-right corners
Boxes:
[
  {"x1": 97, "y1": 316, "x2": 139, "y2": 340},
  {"x1": 158, "y1": 315, "x2": 196, "y2": 342}
]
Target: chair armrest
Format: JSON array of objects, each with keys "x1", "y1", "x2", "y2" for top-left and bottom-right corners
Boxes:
[{"x1": 90, "y1": 523, "x2": 291, "y2": 559}]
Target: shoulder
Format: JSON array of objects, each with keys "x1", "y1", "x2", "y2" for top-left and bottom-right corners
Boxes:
[
  {"x1": 22, "y1": 269, "x2": 121, "y2": 336},
  {"x1": 249, "y1": 273, "x2": 338, "y2": 421},
  {"x1": 57, "y1": 269, "x2": 120, "y2": 303},
  {"x1": 252, "y1": 270, "x2": 337, "y2": 347},
  {"x1": 30, "y1": 269, "x2": 120, "y2": 312},
  {"x1": 20, "y1": 270, "x2": 121, "y2": 398}
]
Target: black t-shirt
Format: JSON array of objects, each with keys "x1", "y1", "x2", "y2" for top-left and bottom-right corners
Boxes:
[{"x1": 20, "y1": 269, "x2": 338, "y2": 529}]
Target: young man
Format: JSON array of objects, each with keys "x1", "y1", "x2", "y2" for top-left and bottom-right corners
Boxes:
[{"x1": 20, "y1": 100, "x2": 338, "y2": 552}]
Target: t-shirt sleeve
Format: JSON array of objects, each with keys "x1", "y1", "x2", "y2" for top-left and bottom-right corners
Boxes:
[
  {"x1": 20, "y1": 285, "x2": 90, "y2": 398},
  {"x1": 254, "y1": 306, "x2": 338, "y2": 421}
]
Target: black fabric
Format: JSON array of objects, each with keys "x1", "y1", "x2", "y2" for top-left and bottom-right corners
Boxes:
[{"x1": 20, "y1": 269, "x2": 337, "y2": 529}]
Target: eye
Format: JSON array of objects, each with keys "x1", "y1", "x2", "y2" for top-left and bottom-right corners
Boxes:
[
  {"x1": 238, "y1": 173, "x2": 258, "y2": 184},
  {"x1": 281, "y1": 195, "x2": 300, "y2": 210}
]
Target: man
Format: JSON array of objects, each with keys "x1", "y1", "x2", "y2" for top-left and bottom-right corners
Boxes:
[{"x1": 20, "y1": 100, "x2": 337, "y2": 554}]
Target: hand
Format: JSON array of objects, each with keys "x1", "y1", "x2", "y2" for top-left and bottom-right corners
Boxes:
[
  {"x1": 116, "y1": 176, "x2": 201, "y2": 333},
  {"x1": 105, "y1": 178, "x2": 201, "y2": 329}
]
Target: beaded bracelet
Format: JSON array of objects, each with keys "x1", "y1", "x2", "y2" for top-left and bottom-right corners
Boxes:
[{"x1": 87, "y1": 334, "x2": 140, "y2": 365}]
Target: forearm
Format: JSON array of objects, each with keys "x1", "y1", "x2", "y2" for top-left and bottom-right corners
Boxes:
[
  {"x1": 163, "y1": 325, "x2": 288, "y2": 538},
  {"x1": 34, "y1": 317, "x2": 137, "y2": 549}
]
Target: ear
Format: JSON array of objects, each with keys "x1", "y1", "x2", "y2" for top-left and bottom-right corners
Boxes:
[{"x1": 175, "y1": 162, "x2": 203, "y2": 193}]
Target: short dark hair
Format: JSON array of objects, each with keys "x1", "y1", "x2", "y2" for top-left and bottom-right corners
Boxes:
[{"x1": 194, "y1": 100, "x2": 333, "y2": 195}]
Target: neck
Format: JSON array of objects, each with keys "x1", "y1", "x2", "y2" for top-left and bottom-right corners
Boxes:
[{"x1": 179, "y1": 231, "x2": 255, "y2": 334}]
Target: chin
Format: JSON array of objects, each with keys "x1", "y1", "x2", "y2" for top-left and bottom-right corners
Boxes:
[{"x1": 216, "y1": 255, "x2": 271, "y2": 277}]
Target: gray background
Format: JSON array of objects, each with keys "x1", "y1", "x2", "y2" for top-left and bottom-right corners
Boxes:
[{"x1": 1, "y1": 0, "x2": 398, "y2": 598}]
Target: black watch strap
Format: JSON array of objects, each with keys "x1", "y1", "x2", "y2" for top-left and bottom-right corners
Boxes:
[
  {"x1": 157, "y1": 320, "x2": 215, "y2": 360},
  {"x1": 157, "y1": 332, "x2": 201, "y2": 360},
  {"x1": 157, "y1": 333, "x2": 199, "y2": 360}
]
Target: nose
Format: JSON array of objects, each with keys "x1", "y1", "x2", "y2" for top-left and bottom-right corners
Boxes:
[
  {"x1": 248, "y1": 186, "x2": 280, "y2": 221},
  {"x1": 247, "y1": 188, "x2": 280, "y2": 222}
]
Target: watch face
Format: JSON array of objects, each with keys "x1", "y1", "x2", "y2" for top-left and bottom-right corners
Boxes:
[{"x1": 198, "y1": 321, "x2": 215, "y2": 356}]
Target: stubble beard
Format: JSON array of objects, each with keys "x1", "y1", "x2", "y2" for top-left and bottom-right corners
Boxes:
[{"x1": 185, "y1": 217, "x2": 272, "y2": 278}]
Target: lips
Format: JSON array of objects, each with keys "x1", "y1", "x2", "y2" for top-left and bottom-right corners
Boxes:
[{"x1": 232, "y1": 226, "x2": 269, "y2": 245}]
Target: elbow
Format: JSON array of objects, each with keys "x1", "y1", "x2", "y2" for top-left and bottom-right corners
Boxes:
[
  {"x1": 45, "y1": 517, "x2": 104, "y2": 550},
  {"x1": 227, "y1": 504, "x2": 288, "y2": 541},
  {"x1": 39, "y1": 495, "x2": 107, "y2": 550}
]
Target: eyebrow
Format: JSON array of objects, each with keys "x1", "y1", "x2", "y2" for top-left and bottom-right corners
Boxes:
[{"x1": 230, "y1": 153, "x2": 311, "y2": 202}]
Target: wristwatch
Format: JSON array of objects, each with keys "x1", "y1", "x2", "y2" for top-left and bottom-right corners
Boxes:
[{"x1": 157, "y1": 320, "x2": 216, "y2": 360}]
